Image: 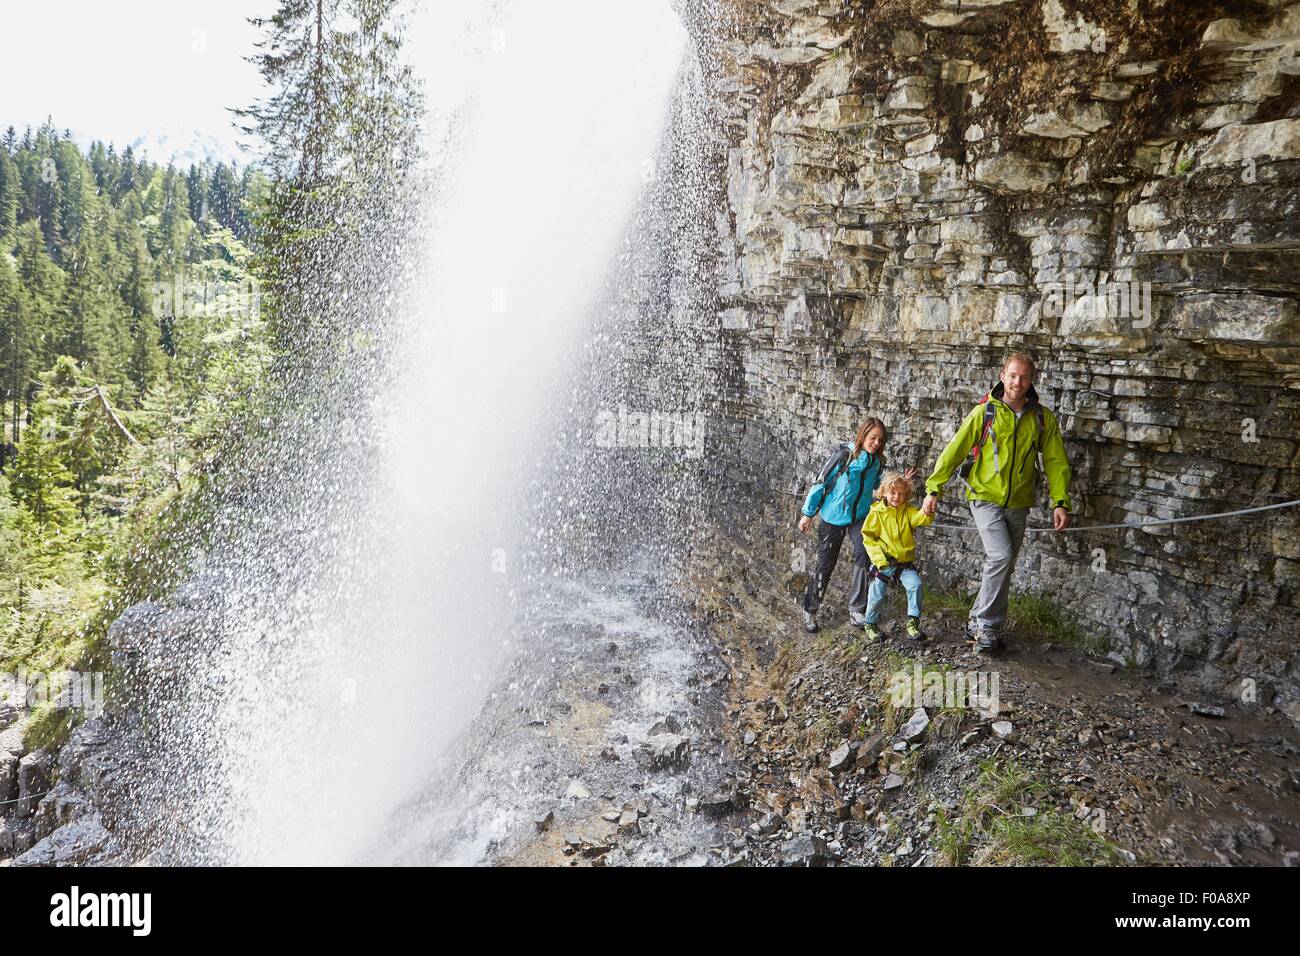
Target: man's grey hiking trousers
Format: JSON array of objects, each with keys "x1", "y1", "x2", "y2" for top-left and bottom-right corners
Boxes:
[{"x1": 968, "y1": 500, "x2": 1029, "y2": 633}]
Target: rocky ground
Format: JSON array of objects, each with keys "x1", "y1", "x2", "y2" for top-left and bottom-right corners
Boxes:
[
  {"x1": 0, "y1": 704, "x2": 137, "y2": 866},
  {"x1": 686, "y1": 535, "x2": 1300, "y2": 866},
  {"x1": 5, "y1": 547, "x2": 1296, "y2": 868},
  {"x1": 365, "y1": 565, "x2": 744, "y2": 866},
  {"x1": 360, "y1": 535, "x2": 1300, "y2": 868}
]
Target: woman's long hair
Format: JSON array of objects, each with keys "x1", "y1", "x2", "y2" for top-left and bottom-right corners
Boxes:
[{"x1": 852, "y1": 417, "x2": 887, "y2": 461}]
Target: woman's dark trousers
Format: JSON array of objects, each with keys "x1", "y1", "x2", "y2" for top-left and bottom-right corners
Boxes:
[{"x1": 801, "y1": 518, "x2": 869, "y2": 616}]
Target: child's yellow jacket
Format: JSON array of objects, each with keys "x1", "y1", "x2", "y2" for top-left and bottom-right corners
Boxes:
[{"x1": 861, "y1": 499, "x2": 933, "y2": 569}]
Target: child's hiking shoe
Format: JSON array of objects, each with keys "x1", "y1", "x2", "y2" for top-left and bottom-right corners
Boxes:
[
  {"x1": 848, "y1": 610, "x2": 868, "y2": 629},
  {"x1": 905, "y1": 616, "x2": 927, "y2": 642},
  {"x1": 864, "y1": 623, "x2": 882, "y2": 642},
  {"x1": 803, "y1": 611, "x2": 819, "y2": 634}
]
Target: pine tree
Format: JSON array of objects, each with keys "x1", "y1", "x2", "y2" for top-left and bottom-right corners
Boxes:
[
  {"x1": 186, "y1": 164, "x2": 207, "y2": 224},
  {"x1": 128, "y1": 313, "x2": 165, "y2": 400},
  {"x1": 240, "y1": 0, "x2": 423, "y2": 354},
  {"x1": 0, "y1": 257, "x2": 30, "y2": 470},
  {"x1": 208, "y1": 163, "x2": 238, "y2": 232},
  {"x1": 62, "y1": 227, "x2": 130, "y2": 380},
  {"x1": 55, "y1": 136, "x2": 93, "y2": 250},
  {"x1": 31, "y1": 121, "x2": 65, "y2": 259},
  {"x1": 115, "y1": 145, "x2": 138, "y2": 202},
  {"x1": 0, "y1": 149, "x2": 18, "y2": 247},
  {"x1": 119, "y1": 228, "x2": 156, "y2": 324},
  {"x1": 156, "y1": 166, "x2": 194, "y2": 271},
  {"x1": 8, "y1": 393, "x2": 80, "y2": 532},
  {"x1": 238, "y1": 0, "x2": 345, "y2": 184},
  {"x1": 336, "y1": 0, "x2": 424, "y2": 189},
  {"x1": 15, "y1": 220, "x2": 65, "y2": 375}
]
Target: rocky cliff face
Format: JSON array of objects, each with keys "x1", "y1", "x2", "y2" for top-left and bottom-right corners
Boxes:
[{"x1": 700, "y1": 0, "x2": 1300, "y2": 716}]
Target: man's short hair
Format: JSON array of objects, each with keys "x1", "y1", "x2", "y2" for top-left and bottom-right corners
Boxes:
[{"x1": 1002, "y1": 352, "x2": 1037, "y2": 377}]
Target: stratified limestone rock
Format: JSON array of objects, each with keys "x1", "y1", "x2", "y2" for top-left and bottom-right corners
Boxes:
[
  {"x1": 972, "y1": 153, "x2": 1063, "y2": 192},
  {"x1": 15, "y1": 750, "x2": 52, "y2": 818},
  {"x1": 13, "y1": 814, "x2": 116, "y2": 867},
  {"x1": 1199, "y1": 118, "x2": 1300, "y2": 167},
  {"x1": 703, "y1": 0, "x2": 1300, "y2": 715},
  {"x1": 1022, "y1": 103, "x2": 1115, "y2": 140},
  {"x1": 0, "y1": 751, "x2": 17, "y2": 804}
]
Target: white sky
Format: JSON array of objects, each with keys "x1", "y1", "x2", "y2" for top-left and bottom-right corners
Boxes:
[{"x1": 0, "y1": 0, "x2": 279, "y2": 160}]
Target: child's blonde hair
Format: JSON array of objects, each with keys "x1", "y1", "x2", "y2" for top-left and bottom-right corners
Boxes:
[{"x1": 875, "y1": 470, "x2": 914, "y2": 501}]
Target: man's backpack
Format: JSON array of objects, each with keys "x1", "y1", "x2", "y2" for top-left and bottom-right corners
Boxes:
[{"x1": 956, "y1": 394, "x2": 1045, "y2": 491}]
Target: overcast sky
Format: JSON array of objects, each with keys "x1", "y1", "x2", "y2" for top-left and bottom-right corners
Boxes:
[{"x1": 1, "y1": 0, "x2": 278, "y2": 160}]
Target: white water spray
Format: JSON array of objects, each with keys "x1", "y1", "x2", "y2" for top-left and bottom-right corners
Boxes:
[{"x1": 172, "y1": 0, "x2": 688, "y2": 864}]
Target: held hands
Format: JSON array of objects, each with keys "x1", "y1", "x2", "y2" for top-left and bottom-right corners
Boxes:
[
  {"x1": 1053, "y1": 507, "x2": 1070, "y2": 531},
  {"x1": 798, "y1": 514, "x2": 813, "y2": 534},
  {"x1": 921, "y1": 494, "x2": 938, "y2": 517}
]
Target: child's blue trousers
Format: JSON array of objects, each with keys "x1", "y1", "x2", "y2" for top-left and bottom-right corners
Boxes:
[{"x1": 865, "y1": 566, "x2": 922, "y2": 623}]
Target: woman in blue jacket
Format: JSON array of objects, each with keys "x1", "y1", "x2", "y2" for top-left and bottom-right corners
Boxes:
[{"x1": 798, "y1": 418, "x2": 914, "y2": 632}]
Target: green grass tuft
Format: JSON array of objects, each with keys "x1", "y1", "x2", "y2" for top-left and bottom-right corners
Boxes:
[
  {"x1": 925, "y1": 587, "x2": 1109, "y2": 655},
  {"x1": 1006, "y1": 593, "x2": 1109, "y2": 655},
  {"x1": 935, "y1": 757, "x2": 1129, "y2": 866}
]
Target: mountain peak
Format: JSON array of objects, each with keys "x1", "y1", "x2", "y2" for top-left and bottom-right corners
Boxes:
[{"x1": 125, "y1": 126, "x2": 247, "y2": 168}]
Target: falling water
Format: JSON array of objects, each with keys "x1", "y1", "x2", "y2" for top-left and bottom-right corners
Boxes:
[{"x1": 129, "y1": 0, "x2": 708, "y2": 864}]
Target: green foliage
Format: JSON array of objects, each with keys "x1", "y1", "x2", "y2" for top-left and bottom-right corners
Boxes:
[
  {"x1": 24, "y1": 700, "x2": 76, "y2": 753},
  {"x1": 238, "y1": 0, "x2": 424, "y2": 354},
  {"x1": 935, "y1": 757, "x2": 1128, "y2": 866},
  {"x1": 923, "y1": 586, "x2": 1108, "y2": 654},
  {"x1": 0, "y1": 127, "x2": 269, "y2": 706},
  {"x1": 0, "y1": 120, "x2": 260, "y2": 408},
  {"x1": 0, "y1": 0, "x2": 423, "y2": 753},
  {"x1": 9, "y1": 404, "x2": 79, "y2": 533},
  {"x1": 1006, "y1": 592, "x2": 1109, "y2": 655},
  {"x1": 919, "y1": 588, "x2": 974, "y2": 617}
]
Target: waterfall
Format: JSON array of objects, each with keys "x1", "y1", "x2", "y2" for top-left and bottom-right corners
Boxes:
[{"x1": 131, "y1": 0, "x2": 690, "y2": 865}]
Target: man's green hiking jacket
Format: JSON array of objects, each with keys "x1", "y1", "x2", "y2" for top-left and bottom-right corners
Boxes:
[{"x1": 925, "y1": 382, "x2": 1072, "y2": 512}]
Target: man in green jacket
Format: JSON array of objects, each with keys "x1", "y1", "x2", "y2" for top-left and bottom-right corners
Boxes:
[{"x1": 921, "y1": 353, "x2": 1073, "y2": 650}]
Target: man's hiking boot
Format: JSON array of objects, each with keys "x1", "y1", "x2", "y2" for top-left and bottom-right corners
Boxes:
[
  {"x1": 864, "y1": 623, "x2": 882, "y2": 642},
  {"x1": 969, "y1": 623, "x2": 1002, "y2": 651},
  {"x1": 848, "y1": 610, "x2": 868, "y2": 629},
  {"x1": 906, "y1": 616, "x2": 927, "y2": 642},
  {"x1": 803, "y1": 611, "x2": 819, "y2": 634}
]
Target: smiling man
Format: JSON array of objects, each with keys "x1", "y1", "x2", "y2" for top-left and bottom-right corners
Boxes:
[{"x1": 921, "y1": 353, "x2": 1073, "y2": 651}]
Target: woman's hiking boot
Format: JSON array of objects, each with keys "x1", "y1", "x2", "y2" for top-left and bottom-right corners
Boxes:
[
  {"x1": 848, "y1": 610, "x2": 868, "y2": 628},
  {"x1": 864, "y1": 622, "x2": 882, "y2": 642},
  {"x1": 803, "y1": 610, "x2": 819, "y2": 634},
  {"x1": 906, "y1": 616, "x2": 927, "y2": 641}
]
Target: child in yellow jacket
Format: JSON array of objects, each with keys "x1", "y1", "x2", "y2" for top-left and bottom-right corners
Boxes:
[{"x1": 861, "y1": 471, "x2": 933, "y2": 642}]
